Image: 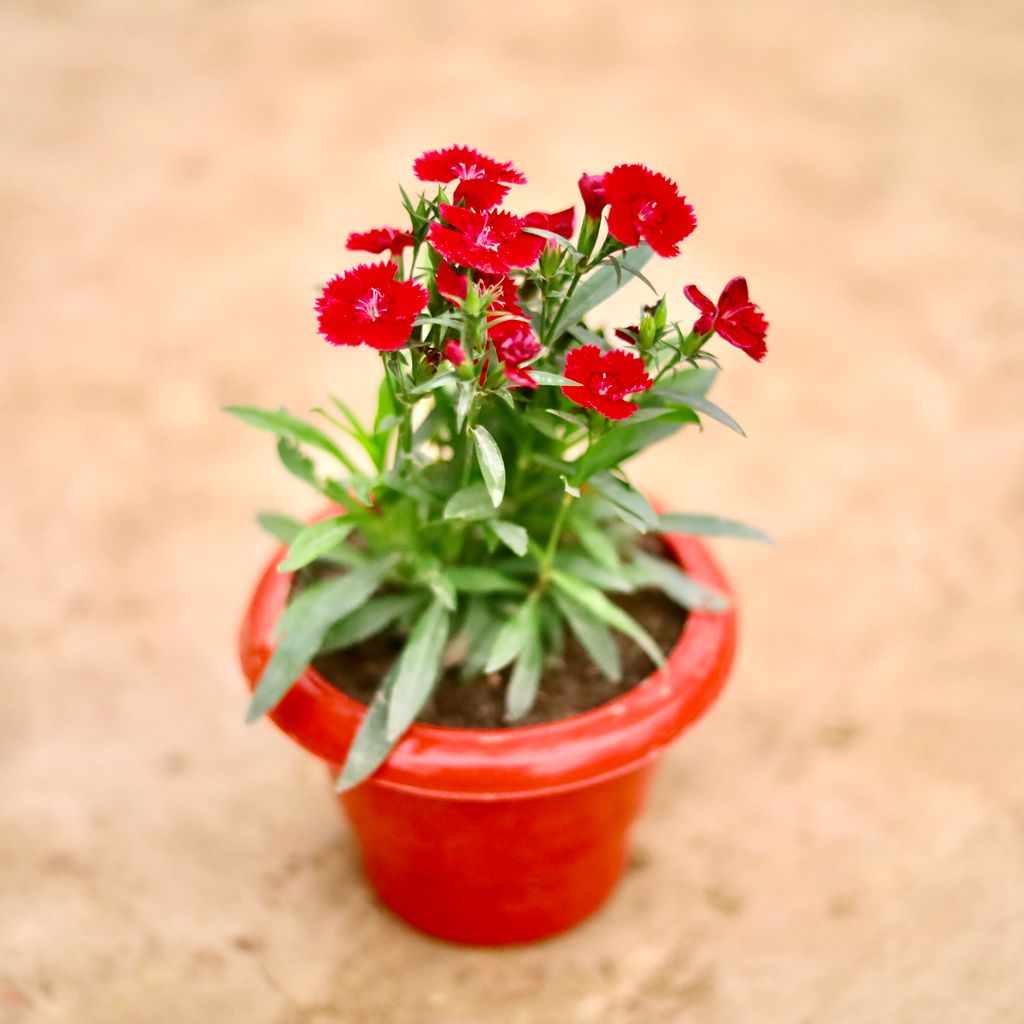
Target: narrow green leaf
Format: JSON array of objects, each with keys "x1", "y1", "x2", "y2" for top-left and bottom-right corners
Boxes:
[
  {"x1": 522, "y1": 226, "x2": 582, "y2": 258},
  {"x1": 276, "y1": 437, "x2": 319, "y2": 488},
  {"x1": 385, "y1": 600, "x2": 452, "y2": 741},
  {"x1": 442, "y1": 566, "x2": 525, "y2": 593},
  {"x1": 485, "y1": 599, "x2": 537, "y2": 673},
  {"x1": 409, "y1": 370, "x2": 457, "y2": 395},
  {"x1": 632, "y1": 550, "x2": 730, "y2": 612},
  {"x1": 659, "y1": 513, "x2": 773, "y2": 544},
  {"x1": 590, "y1": 473, "x2": 659, "y2": 532},
  {"x1": 660, "y1": 391, "x2": 745, "y2": 436},
  {"x1": 455, "y1": 381, "x2": 474, "y2": 432},
  {"x1": 459, "y1": 597, "x2": 504, "y2": 679},
  {"x1": 505, "y1": 627, "x2": 544, "y2": 723},
  {"x1": 224, "y1": 405, "x2": 354, "y2": 470},
  {"x1": 528, "y1": 371, "x2": 575, "y2": 386},
  {"x1": 551, "y1": 588, "x2": 622, "y2": 682},
  {"x1": 443, "y1": 482, "x2": 497, "y2": 521},
  {"x1": 278, "y1": 516, "x2": 354, "y2": 572},
  {"x1": 320, "y1": 592, "x2": 425, "y2": 653},
  {"x1": 550, "y1": 571, "x2": 665, "y2": 666},
  {"x1": 553, "y1": 550, "x2": 635, "y2": 593},
  {"x1": 552, "y1": 244, "x2": 654, "y2": 336},
  {"x1": 572, "y1": 512, "x2": 621, "y2": 570},
  {"x1": 256, "y1": 512, "x2": 303, "y2": 546},
  {"x1": 567, "y1": 323, "x2": 607, "y2": 347},
  {"x1": 471, "y1": 425, "x2": 506, "y2": 507},
  {"x1": 247, "y1": 556, "x2": 399, "y2": 722},
  {"x1": 335, "y1": 666, "x2": 397, "y2": 792},
  {"x1": 574, "y1": 418, "x2": 680, "y2": 481},
  {"x1": 653, "y1": 366, "x2": 718, "y2": 398},
  {"x1": 488, "y1": 519, "x2": 529, "y2": 557}
]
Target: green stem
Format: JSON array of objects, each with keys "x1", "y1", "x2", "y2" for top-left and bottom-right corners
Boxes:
[{"x1": 534, "y1": 490, "x2": 573, "y2": 592}]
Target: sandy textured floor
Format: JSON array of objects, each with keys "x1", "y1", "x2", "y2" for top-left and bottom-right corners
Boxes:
[{"x1": 3, "y1": 2, "x2": 1023, "y2": 1021}]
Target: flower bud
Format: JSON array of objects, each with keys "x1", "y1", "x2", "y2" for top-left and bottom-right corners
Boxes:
[
  {"x1": 652, "y1": 297, "x2": 667, "y2": 332},
  {"x1": 463, "y1": 281, "x2": 484, "y2": 316},
  {"x1": 444, "y1": 340, "x2": 467, "y2": 366},
  {"x1": 638, "y1": 314, "x2": 657, "y2": 350},
  {"x1": 578, "y1": 173, "x2": 607, "y2": 219},
  {"x1": 539, "y1": 244, "x2": 562, "y2": 278}
]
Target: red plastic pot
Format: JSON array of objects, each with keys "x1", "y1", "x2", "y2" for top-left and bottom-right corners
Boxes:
[{"x1": 238, "y1": 530, "x2": 737, "y2": 945}]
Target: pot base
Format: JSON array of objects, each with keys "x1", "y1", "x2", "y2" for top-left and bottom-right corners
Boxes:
[{"x1": 334, "y1": 762, "x2": 658, "y2": 946}]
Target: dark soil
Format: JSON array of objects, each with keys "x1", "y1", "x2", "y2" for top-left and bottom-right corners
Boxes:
[{"x1": 295, "y1": 547, "x2": 687, "y2": 730}]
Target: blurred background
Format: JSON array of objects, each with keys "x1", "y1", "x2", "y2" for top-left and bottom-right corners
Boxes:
[{"x1": 2, "y1": 1, "x2": 1022, "y2": 1021}]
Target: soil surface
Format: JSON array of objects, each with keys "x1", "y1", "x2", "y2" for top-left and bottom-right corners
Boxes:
[
  {"x1": 4, "y1": 3, "x2": 1024, "y2": 1023},
  {"x1": 302, "y1": 566, "x2": 685, "y2": 729}
]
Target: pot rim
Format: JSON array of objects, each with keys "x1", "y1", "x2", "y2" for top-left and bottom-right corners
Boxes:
[{"x1": 239, "y1": 525, "x2": 737, "y2": 801}]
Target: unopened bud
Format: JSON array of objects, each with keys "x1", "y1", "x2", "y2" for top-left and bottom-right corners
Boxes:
[
  {"x1": 444, "y1": 341, "x2": 467, "y2": 366},
  {"x1": 638, "y1": 314, "x2": 657, "y2": 350}
]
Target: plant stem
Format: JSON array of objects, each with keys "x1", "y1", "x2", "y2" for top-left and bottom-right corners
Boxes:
[{"x1": 534, "y1": 489, "x2": 573, "y2": 592}]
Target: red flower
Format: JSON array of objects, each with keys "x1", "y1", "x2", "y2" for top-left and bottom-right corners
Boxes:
[
  {"x1": 523, "y1": 207, "x2": 576, "y2": 240},
  {"x1": 413, "y1": 145, "x2": 526, "y2": 210},
  {"x1": 578, "y1": 173, "x2": 607, "y2": 219},
  {"x1": 316, "y1": 262, "x2": 427, "y2": 351},
  {"x1": 684, "y1": 277, "x2": 768, "y2": 362},
  {"x1": 429, "y1": 205, "x2": 545, "y2": 275},
  {"x1": 346, "y1": 226, "x2": 413, "y2": 256},
  {"x1": 561, "y1": 345, "x2": 652, "y2": 420},
  {"x1": 489, "y1": 319, "x2": 541, "y2": 388},
  {"x1": 435, "y1": 261, "x2": 522, "y2": 314},
  {"x1": 602, "y1": 164, "x2": 696, "y2": 258}
]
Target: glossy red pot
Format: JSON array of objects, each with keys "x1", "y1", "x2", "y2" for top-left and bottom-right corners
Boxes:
[{"x1": 238, "y1": 530, "x2": 737, "y2": 945}]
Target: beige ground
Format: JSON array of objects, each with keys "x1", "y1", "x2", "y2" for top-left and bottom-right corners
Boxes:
[{"x1": 3, "y1": 1, "x2": 1024, "y2": 1021}]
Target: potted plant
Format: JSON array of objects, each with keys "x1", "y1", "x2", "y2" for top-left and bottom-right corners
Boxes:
[{"x1": 231, "y1": 146, "x2": 769, "y2": 945}]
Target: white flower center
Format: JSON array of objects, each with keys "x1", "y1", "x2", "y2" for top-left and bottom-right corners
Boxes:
[{"x1": 356, "y1": 287, "x2": 386, "y2": 320}]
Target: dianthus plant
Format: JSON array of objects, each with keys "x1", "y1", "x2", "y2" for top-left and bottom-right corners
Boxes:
[{"x1": 227, "y1": 146, "x2": 770, "y2": 790}]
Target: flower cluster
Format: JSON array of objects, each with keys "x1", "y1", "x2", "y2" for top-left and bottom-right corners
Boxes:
[
  {"x1": 231, "y1": 146, "x2": 769, "y2": 789},
  {"x1": 317, "y1": 145, "x2": 767, "y2": 415}
]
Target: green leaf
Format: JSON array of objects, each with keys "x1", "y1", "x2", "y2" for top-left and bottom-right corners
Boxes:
[
  {"x1": 455, "y1": 381, "x2": 474, "y2": 432},
  {"x1": 590, "y1": 473, "x2": 659, "y2": 532},
  {"x1": 409, "y1": 370, "x2": 457, "y2": 395},
  {"x1": 442, "y1": 566, "x2": 525, "y2": 594},
  {"x1": 276, "y1": 437, "x2": 319, "y2": 488},
  {"x1": 335, "y1": 665, "x2": 397, "y2": 792},
  {"x1": 653, "y1": 366, "x2": 718, "y2": 398},
  {"x1": 256, "y1": 512, "x2": 303, "y2": 546},
  {"x1": 660, "y1": 392, "x2": 745, "y2": 436},
  {"x1": 505, "y1": 626, "x2": 544, "y2": 722},
  {"x1": 522, "y1": 226, "x2": 582, "y2": 258},
  {"x1": 597, "y1": 254, "x2": 657, "y2": 294},
  {"x1": 551, "y1": 588, "x2": 622, "y2": 682},
  {"x1": 528, "y1": 371, "x2": 575, "y2": 387},
  {"x1": 224, "y1": 405, "x2": 354, "y2": 471},
  {"x1": 246, "y1": 555, "x2": 399, "y2": 722},
  {"x1": 523, "y1": 408, "x2": 564, "y2": 439},
  {"x1": 566, "y1": 323, "x2": 607, "y2": 347},
  {"x1": 572, "y1": 512, "x2": 621, "y2": 570},
  {"x1": 485, "y1": 599, "x2": 538, "y2": 673},
  {"x1": 443, "y1": 482, "x2": 497, "y2": 520},
  {"x1": 550, "y1": 571, "x2": 665, "y2": 667},
  {"x1": 488, "y1": 519, "x2": 529, "y2": 557},
  {"x1": 278, "y1": 516, "x2": 354, "y2": 572},
  {"x1": 458, "y1": 597, "x2": 504, "y2": 679},
  {"x1": 320, "y1": 592, "x2": 426, "y2": 653},
  {"x1": 553, "y1": 550, "x2": 635, "y2": 593},
  {"x1": 551, "y1": 244, "x2": 654, "y2": 336},
  {"x1": 471, "y1": 425, "x2": 506, "y2": 507},
  {"x1": 631, "y1": 550, "x2": 729, "y2": 612},
  {"x1": 659, "y1": 513, "x2": 773, "y2": 544},
  {"x1": 574, "y1": 418, "x2": 680, "y2": 481},
  {"x1": 385, "y1": 600, "x2": 452, "y2": 741}
]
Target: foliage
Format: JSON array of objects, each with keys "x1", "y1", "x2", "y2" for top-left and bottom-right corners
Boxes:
[{"x1": 227, "y1": 147, "x2": 770, "y2": 789}]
